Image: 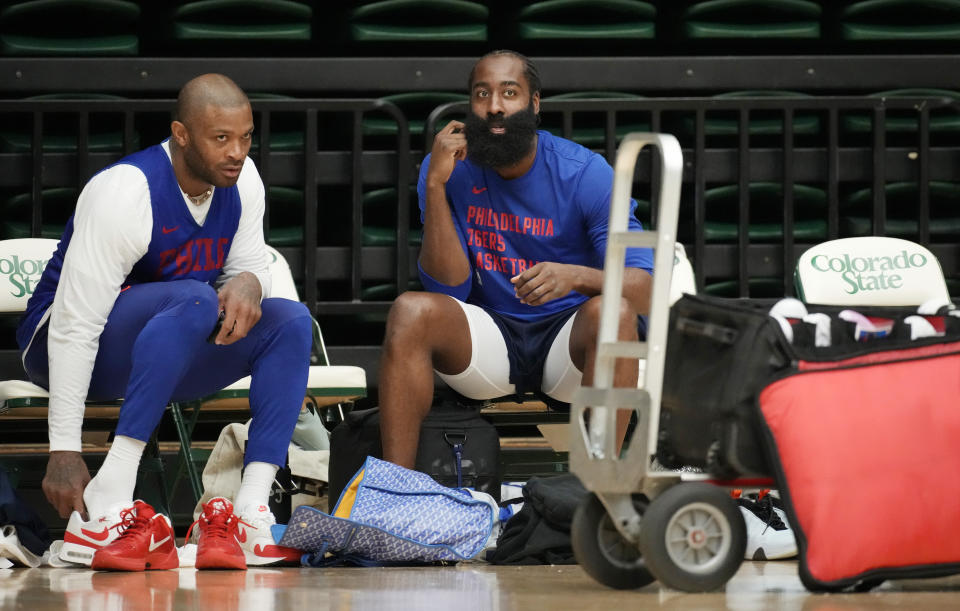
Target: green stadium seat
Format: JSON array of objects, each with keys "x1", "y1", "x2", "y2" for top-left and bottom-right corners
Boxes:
[
  {"x1": 688, "y1": 90, "x2": 821, "y2": 137},
  {"x1": 361, "y1": 280, "x2": 423, "y2": 302},
  {"x1": 362, "y1": 92, "x2": 468, "y2": 147},
  {"x1": 842, "y1": 88, "x2": 960, "y2": 134},
  {"x1": 0, "y1": 93, "x2": 134, "y2": 153},
  {"x1": 248, "y1": 93, "x2": 306, "y2": 153},
  {"x1": 841, "y1": 181, "x2": 960, "y2": 240},
  {"x1": 361, "y1": 186, "x2": 423, "y2": 247},
  {"x1": 1, "y1": 187, "x2": 75, "y2": 240},
  {"x1": 173, "y1": 0, "x2": 312, "y2": 42},
  {"x1": 703, "y1": 277, "x2": 786, "y2": 298},
  {"x1": 517, "y1": 0, "x2": 656, "y2": 40},
  {"x1": 0, "y1": 0, "x2": 139, "y2": 56},
  {"x1": 541, "y1": 91, "x2": 650, "y2": 146},
  {"x1": 702, "y1": 182, "x2": 827, "y2": 243},
  {"x1": 349, "y1": 0, "x2": 488, "y2": 42},
  {"x1": 265, "y1": 186, "x2": 306, "y2": 247},
  {"x1": 842, "y1": 0, "x2": 960, "y2": 40},
  {"x1": 684, "y1": 0, "x2": 821, "y2": 39}
]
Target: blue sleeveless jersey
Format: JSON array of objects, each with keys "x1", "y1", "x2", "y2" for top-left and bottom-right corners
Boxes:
[{"x1": 17, "y1": 142, "x2": 242, "y2": 350}]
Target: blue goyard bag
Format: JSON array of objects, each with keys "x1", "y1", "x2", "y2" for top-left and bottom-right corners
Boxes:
[{"x1": 275, "y1": 456, "x2": 494, "y2": 566}]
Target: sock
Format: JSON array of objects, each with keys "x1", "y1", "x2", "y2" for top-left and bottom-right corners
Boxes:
[
  {"x1": 234, "y1": 461, "x2": 279, "y2": 516},
  {"x1": 82, "y1": 435, "x2": 146, "y2": 518}
]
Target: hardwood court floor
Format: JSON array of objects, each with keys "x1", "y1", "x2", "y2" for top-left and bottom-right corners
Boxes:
[{"x1": 3, "y1": 561, "x2": 960, "y2": 610}]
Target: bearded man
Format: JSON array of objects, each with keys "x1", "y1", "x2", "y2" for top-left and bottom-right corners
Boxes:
[{"x1": 378, "y1": 50, "x2": 654, "y2": 467}]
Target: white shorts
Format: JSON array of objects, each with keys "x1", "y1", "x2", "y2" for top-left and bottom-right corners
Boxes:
[{"x1": 436, "y1": 297, "x2": 583, "y2": 403}]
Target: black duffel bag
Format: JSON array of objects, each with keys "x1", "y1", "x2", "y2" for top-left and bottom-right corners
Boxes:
[{"x1": 328, "y1": 400, "x2": 501, "y2": 510}]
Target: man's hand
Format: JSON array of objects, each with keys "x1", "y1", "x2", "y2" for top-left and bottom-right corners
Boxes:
[
  {"x1": 43, "y1": 451, "x2": 90, "y2": 519},
  {"x1": 511, "y1": 262, "x2": 582, "y2": 306},
  {"x1": 426, "y1": 120, "x2": 467, "y2": 188},
  {"x1": 215, "y1": 271, "x2": 262, "y2": 345}
]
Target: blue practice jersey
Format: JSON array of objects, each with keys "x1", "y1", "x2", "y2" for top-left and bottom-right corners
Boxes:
[
  {"x1": 418, "y1": 130, "x2": 653, "y2": 321},
  {"x1": 18, "y1": 142, "x2": 242, "y2": 350}
]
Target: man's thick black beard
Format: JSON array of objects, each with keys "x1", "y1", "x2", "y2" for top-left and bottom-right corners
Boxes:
[{"x1": 464, "y1": 105, "x2": 538, "y2": 169}]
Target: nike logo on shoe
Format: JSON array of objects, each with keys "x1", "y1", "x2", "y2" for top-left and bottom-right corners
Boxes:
[
  {"x1": 254, "y1": 544, "x2": 300, "y2": 561},
  {"x1": 472, "y1": 186, "x2": 487, "y2": 194},
  {"x1": 161, "y1": 225, "x2": 179, "y2": 234},
  {"x1": 80, "y1": 527, "x2": 111, "y2": 541},
  {"x1": 148, "y1": 535, "x2": 171, "y2": 552}
]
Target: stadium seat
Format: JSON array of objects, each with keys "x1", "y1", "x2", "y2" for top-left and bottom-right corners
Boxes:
[
  {"x1": 795, "y1": 236, "x2": 950, "y2": 306},
  {"x1": 703, "y1": 277, "x2": 786, "y2": 298},
  {"x1": 0, "y1": 0, "x2": 139, "y2": 56},
  {"x1": 362, "y1": 91, "x2": 468, "y2": 148},
  {"x1": 265, "y1": 186, "x2": 306, "y2": 247},
  {"x1": 541, "y1": 91, "x2": 650, "y2": 146},
  {"x1": 0, "y1": 93, "x2": 133, "y2": 153},
  {"x1": 841, "y1": 0, "x2": 960, "y2": 41},
  {"x1": 690, "y1": 90, "x2": 821, "y2": 137},
  {"x1": 683, "y1": 0, "x2": 821, "y2": 39},
  {"x1": 701, "y1": 182, "x2": 828, "y2": 243},
  {"x1": 841, "y1": 181, "x2": 960, "y2": 240},
  {"x1": 841, "y1": 88, "x2": 960, "y2": 134},
  {"x1": 516, "y1": 0, "x2": 656, "y2": 40},
  {"x1": 0, "y1": 188, "x2": 75, "y2": 240},
  {"x1": 249, "y1": 93, "x2": 306, "y2": 153},
  {"x1": 361, "y1": 186, "x2": 423, "y2": 247},
  {"x1": 172, "y1": 0, "x2": 312, "y2": 42},
  {"x1": 349, "y1": 0, "x2": 488, "y2": 42}
]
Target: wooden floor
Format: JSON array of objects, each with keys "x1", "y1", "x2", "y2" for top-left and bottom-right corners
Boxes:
[{"x1": 3, "y1": 561, "x2": 960, "y2": 610}]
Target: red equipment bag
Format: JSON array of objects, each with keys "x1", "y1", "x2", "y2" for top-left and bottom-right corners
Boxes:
[{"x1": 757, "y1": 340, "x2": 960, "y2": 591}]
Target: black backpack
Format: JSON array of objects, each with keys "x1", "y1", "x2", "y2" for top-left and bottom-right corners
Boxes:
[{"x1": 328, "y1": 401, "x2": 501, "y2": 510}]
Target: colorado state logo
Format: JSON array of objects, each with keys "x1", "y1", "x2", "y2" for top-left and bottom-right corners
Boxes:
[
  {"x1": 0, "y1": 254, "x2": 48, "y2": 298},
  {"x1": 808, "y1": 250, "x2": 928, "y2": 295}
]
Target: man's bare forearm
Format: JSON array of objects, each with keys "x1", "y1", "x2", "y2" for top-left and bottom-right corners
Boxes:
[
  {"x1": 569, "y1": 265, "x2": 651, "y2": 315},
  {"x1": 419, "y1": 182, "x2": 471, "y2": 285}
]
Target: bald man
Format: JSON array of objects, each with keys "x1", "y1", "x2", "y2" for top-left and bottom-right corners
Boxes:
[{"x1": 17, "y1": 74, "x2": 309, "y2": 570}]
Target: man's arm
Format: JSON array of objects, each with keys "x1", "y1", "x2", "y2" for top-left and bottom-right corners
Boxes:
[
  {"x1": 215, "y1": 156, "x2": 269, "y2": 345},
  {"x1": 43, "y1": 165, "x2": 151, "y2": 518},
  {"x1": 418, "y1": 120, "x2": 471, "y2": 286},
  {"x1": 511, "y1": 263, "x2": 652, "y2": 314}
]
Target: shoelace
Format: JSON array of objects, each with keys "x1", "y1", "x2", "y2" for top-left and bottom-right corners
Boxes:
[
  {"x1": 110, "y1": 507, "x2": 151, "y2": 544},
  {"x1": 185, "y1": 508, "x2": 252, "y2": 544}
]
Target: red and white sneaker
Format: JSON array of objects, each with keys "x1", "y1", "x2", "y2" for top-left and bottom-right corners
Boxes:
[
  {"x1": 91, "y1": 500, "x2": 178, "y2": 571},
  {"x1": 189, "y1": 497, "x2": 247, "y2": 570},
  {"x1": 60, "y1": 501, "x2": 131, "y2": 566},
  {"x1": 236, "y1": 504, "x2": 301, "y2": 566}
]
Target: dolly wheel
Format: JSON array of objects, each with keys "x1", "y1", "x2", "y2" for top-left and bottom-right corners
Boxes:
[
  {"x1": 638, "y1": 482, "x2": 745, "y2": 592},
  {"x1": 571, "y1": 492, "x2": 654, "y2": 590}
]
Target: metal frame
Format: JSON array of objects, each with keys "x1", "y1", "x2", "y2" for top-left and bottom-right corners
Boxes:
[{"x1": 568, "y1": 133, "x2": 684, "y2": 542}]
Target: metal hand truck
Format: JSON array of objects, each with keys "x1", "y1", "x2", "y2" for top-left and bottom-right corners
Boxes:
[{"x1": 569, "y1": 133, "x2": 747, "y2": 592}]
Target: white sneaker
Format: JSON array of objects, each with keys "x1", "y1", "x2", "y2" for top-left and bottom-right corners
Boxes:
[
  {"x1": 738, "y1": 495, "x2": 797, "y2": 561},
  {"x1": 0, "y1": 525, "x2": 42, "y2": 567},
  {"x1": 235, "y1": 504, "x2": 301, "y2": 566},
  {"x1": 59, "y1": 501, "x2": 130, "y2": 566}
]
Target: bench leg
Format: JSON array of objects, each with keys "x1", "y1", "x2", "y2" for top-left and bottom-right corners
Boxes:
[{"x1": 170, "y1": 401, "x2": 204, "y2": 506}]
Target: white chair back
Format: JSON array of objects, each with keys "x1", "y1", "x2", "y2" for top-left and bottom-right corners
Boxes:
[
  {"x1": 0, "y1": 238, "x2": 59, "y2": 313},
  {"x1": 669, "y1": 242, "x2": 697, "y2": 305},
  {"x1": 795, "y1": 237, "x2": 950, "y2": 306},
  {"x1": 265, "y1": 245, "x2": 300, "y2": 301}
]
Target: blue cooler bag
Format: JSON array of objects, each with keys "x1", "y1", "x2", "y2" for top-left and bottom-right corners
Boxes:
[{"x1": 275, "y1": 456, "x2": 494, "y2": 565}]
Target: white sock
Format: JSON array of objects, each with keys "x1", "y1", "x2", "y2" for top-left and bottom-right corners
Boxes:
[
  {"x1": 83, "y1": 435, "x2": 146, "y2": 518},
  {"x1": 234, "y1": 461, "x2": 279, "y2": 516}
]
